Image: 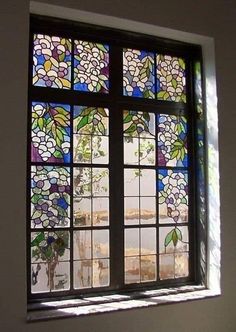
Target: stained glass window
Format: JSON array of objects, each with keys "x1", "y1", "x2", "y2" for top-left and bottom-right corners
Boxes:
[
  {"x1": 74, "y1": 40, "x2": 109, "y2": 93},
  {"x1": 28, "y1": 16, "x2": 204, "y2": 302}
]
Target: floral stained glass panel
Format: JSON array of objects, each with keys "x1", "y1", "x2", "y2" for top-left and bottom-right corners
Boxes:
[
  {"x1": 123, "y1": 48, "x2": 155, "y2": 99},
  {"x1": 31, "y1": 231, "x2": 70, "y2": 293},
  {"x1": 31, "y1": 102, "x2": 70, "y2": 163},
  {"x1": 33, "y1": 34, "x2": 71, "y2": 89},
  {"x1": 31, "y1": 166, "x2": 70, "y2": 228},
  {"x1": 74, "y1": 40, "x2": 109, "y2": 93},
  {"x1": 158, "y1": 114, "x2": 188, "y2": 167},
  {"x1": 158, "y1": 170, "x2": 188, "y2": 224},
  {"x1": 156, "y1": 55, "x2": 186, "y2": 102},
  {"x1": 73, "y1": 106, "x2": 109, "y2": 164}
]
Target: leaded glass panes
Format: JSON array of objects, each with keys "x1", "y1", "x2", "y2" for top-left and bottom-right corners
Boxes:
[
  {"x1": 31, "y1": 231, "x2": 70, "y2": 293},
  {"x1": 29, "y1": 16, "x2": 202, "y2": 300},
  {"x1": 73, "y1": 106, "x2": 109, "y2": 164},
  {"x1": 158, "y1": 114, "x2": 188, "y2": 167},
  {"x1": 74, "y1": 40, "x2": 109, "y2": 93},
  {"x1": 31, "y1": 166, "x2": 70, "y2": 228},
  {"x1": 33, "y1": 34, "x2": 72, "y2": 89},
  {"x1": 31, "y1": 102, "x2": 70, "y2": 163},
  {"x1": 156, "y1": 54, "x2": 186, "y2": 102},
  {"x1": 123, "y1": 48, "x2": 155, "y2": 98}
]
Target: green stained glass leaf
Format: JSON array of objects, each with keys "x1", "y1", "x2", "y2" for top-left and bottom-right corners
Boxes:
[
  {"x1": 179, "y1": 58, "x2": 185, "y2": 70},
  {"x1": 175, "y1": 228, "x2": 183, "y2": 241},
  {"x1": 97, "y1": 108, "x2": 108, "y2": 117},
  {"x1": 54, "y1": 114, "x2": 68, "y2": 127},
  {"x1": 125, "y1": 123, "x2": 137, "y2": 134},
  {"x1": 54, "y1": 150, "x2": 63, "y2": 158},
  {"x1": 172, "y1": 229, "x2": 179, "y2": 246},
  {"x1": 123, "y1": 114, "x2": 133, "y2": 124},
  {"x1": 31, "y1": 233, "x2": 45, "y2": 247},
  {"x1": 98, "y1": 122, "x2": 106, "y2": 135},
  {"x1": 77, "y1": 116, "x2": 89, "y2": 131},
  {"x1": 165, "y1": 229, "x2": 174, "y2": 247}
]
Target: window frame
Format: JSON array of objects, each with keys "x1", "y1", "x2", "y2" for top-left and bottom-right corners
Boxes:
[{"x1": 27, "y1": 4, "x2": 221, "y2": 316}]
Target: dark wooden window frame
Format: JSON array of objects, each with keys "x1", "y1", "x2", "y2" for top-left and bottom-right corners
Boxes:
[{"x1": 27, "y1": 14, "x2": 206, "y2": 304}]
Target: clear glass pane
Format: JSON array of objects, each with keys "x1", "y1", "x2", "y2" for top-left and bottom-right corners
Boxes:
[
  {"x1": 124, "y1": 169, "x2": 139, "y2": 196},
  {"x1": 31, "y1": 167, "x2": 70, "y2": 228},
  {"x1": 93, "y1": 259, "x2": 109, "y2": 287},
  {"x1": 141, "y1": 228, "x2": 156, "y2": 255},
  {"x1": 175, "y1": 253, "x2": 189, "y2": 278},
  {"x1": 92, "y1": 168, "x2": 109, "y2": 197},
  {"x1": 124, "y1": 137, "x2": 139, "y2": 165},
  {"x1": 92, "y1": 136, "x2": 109, "y2": 164},
  {"x1": 156, "y1": 54, "x2": 186, "y2": 103},
  {"x1": 125, "y1": 256, "x2": 140, "y2": 284},
  {"x1": 125, "y1": 228, "x2": 139, "y2": 256},
  {"x1": 92, "y1": 198, "x2": 109, "y2": 226},
  {"x1": 124, "y1": 197, "x2": 139, "y2": 225},
  {"x1": 52, "y1": 262, "x2": 70, "y2": 292},
  {"x1": 123, "y1": 49, "x2": 155, "y2": 99},
  {"x1": 74, "y1": 167, "x2": 91, "y2": 197},
  {"x1": 140, "y1": 197, "x2": 156, "y2": 224},
  {"x1": 159, "y1": 170, "x2": 188, "y2": 223},
  {"x1": 92, "y1": 230, "x2": 109, "y2": 258},
  {"x1": 139, "y1": 138, "x2": 155, "y2": 165},
  {"x1": 159, "y1": 254, "x2": 175, "y2": 280},
  {"x1": 73, "y1": 230, "x2": 91, "y2": 260},
  {"x1": 33, "y1": 34, "x2": 71, "y2": 89},
  {"x1": 74, "y1": 40, "x2": 109, "y2": 93},
  {"x1": 31, "y1": 263, "x2": 49, "y2": 293},
  {"x1": 73, "y1": 198, "x2": 91, "y2": 227},
  {"x1": 158, "y1": 114, "x2": 188, "y2": 167},
  {"x1": 73, "y1": 134, "x2": 92, "y2": 163},
  {"x1": 140, "y1": 169, "x2": 156, "y2": 196},
  {"x1": 141, "y1": 255, "x2": 156, "y2": 282},
  {"x1": 74, "y1": 260, "x2": 92, "y2": 289}
]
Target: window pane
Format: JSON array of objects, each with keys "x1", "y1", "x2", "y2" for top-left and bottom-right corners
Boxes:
[
  {"x1": 140, "y1": 197, "x2": 156, "y2": 224},
  {"x1": 159, "y1": 226, "x2": 189, "y2": 254},
  {"x1": 31, "y1": 166, "x2": 70, "y2": 228},
  {"x1": 141, "y1": 255, "x2": 156, "y2": 282},
  {"x1": 74, "y1": 40, "x2": 109, "y2": 93},
  {"x1": 156, "y1": 54, "x2": 186, "y2": 102},
  {"x1": 73, "y1": 106, "x2": 109, "y2": 164},
  {"x1": 125, "y1": 256, "x2": 140, "y2": 284},
  {"x1": 158, "y1": 170, "x2": 188, "y2": 223},
  {"x1": 158, "y1": 114, "x2": 188, "y2": 167},
  {"x1": 74, "y1": 198, "x2": 92, "y2": 227},
  {"x1": 73, "y1": 230, "x2": 91, "y2": 260},
  {"x1": 33, "y1": 34, "x2": 71, "y2": 89},
  {"x1": 31, "y1": 102, "x2": 70, "y2": 163},
  {"x1": 123, "y1": 49, "x2": 155, "y2": 98},
  {"x1": 125, "y1": 228, "x2": 139, "y2": 256}
]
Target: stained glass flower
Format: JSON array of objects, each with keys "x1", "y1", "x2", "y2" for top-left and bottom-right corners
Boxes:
[
  {"x1": 31, "y1": 102, "x2": 70, "y2": 163},
  {"x1": 159, "y1": 170, "x2": 188, "y2": 223},
  {"x1": 31, "y1": 166, "x2": 70, "y2": 228},
  {"x1": 156, "y1": 55, "x2": 186, "y2": 102},
  {"x1": 33, "y1": 34, "x2": 71, "y2": 89},
  {"x1": 158, "y1": 114, "x2": 188, "y2": 167},
  {"x1": 123, "y1": 48, "x2": 155, "y2": 98},
  {"x1": 74, "y1": 40, "x2": 109, "y2": 93}
]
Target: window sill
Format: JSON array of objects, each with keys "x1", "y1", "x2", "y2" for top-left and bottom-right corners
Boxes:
[{"x1": 27, "y1": 285, "x2": 220, "y2": 322}]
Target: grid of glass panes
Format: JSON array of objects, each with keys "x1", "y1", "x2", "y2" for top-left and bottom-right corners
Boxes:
[
  {"x1": 123, "y1": 107, "x2": 189, "y2": 282},
  {"x1": 30, "y1": 100, "x2": 110, "y2": 292},
  {"x1": 29, "y1": 19, "x2": 196, "y2": 299}
]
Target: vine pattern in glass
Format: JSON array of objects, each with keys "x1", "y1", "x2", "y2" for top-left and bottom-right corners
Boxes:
[
  {"x1": 31, "y1": 166, "x2": 70, "y2": 228},
  {"x1": 158, "y1": 170, "x2": 188, "y2": 224},
  {"x1": 123, "y1": 110, "x2": 155, "y2": 165},
  {"x1": 158, "y1": 114, "x2": 188, "y2": 167},
  {"x1": 156, "y1": 55, "x2": 186, "y2": 102},
  {"x1": 73, "y1": 106, "x2": 109, "y2": 164},
  {"x1": 74, "y1": 40, "x2": 109, "y2": 93},
  {"x1": 31, "y1": 102, "x2": 70, "y2": 162},
  {"x1": 123, "y1": 48, "x2": 155, "y2": 98},
  {"x1": 31, "y1": 231, "x2": 70, "y2": 292},
  {"x1": 33, "y1": 34, "x2": 71, "y2": 89}
]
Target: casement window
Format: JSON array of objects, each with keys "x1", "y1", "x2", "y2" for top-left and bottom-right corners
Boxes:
[{"x1": 28, "y1": 15, "x2": 206, "y2": 304}]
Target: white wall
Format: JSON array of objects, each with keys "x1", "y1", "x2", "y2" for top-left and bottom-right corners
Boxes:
[{"x1": 1, "y1": 0, "x2": 235, "y2": 331}]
